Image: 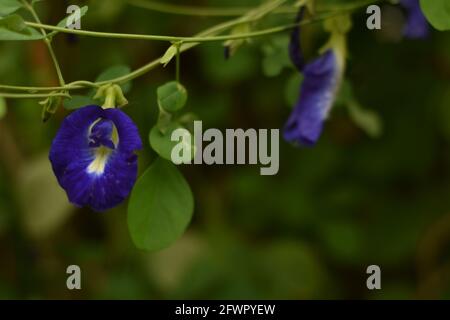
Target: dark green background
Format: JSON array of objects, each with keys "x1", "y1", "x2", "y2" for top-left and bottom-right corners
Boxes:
[{"x1": 0, "y1": 0, "x2": 449, "y2": 299}]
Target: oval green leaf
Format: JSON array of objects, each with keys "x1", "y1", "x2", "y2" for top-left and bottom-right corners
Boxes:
[
  {"x1": 149, "y1": 123, "x2": 195, "y2": 162},
  {"x1": 420, "y1": 0, "x2": 450, "y2": 31},
  {"x1": 0, "y1": 14, "x2": 43, "y2": 41},
  {"x1": 0, "y1": 0, "x2": 22, "y2": 17},
  {"x1": 157, "y1": 81, "x2": 188, "y2": 113},
  {"x1": 127, "y1": 158, "x2": 194, "y2": 251}
]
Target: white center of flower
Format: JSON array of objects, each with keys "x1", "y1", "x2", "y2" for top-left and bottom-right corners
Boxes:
[
  {"x1": 87, "y1": 146, "x2": 112, "y2": 175},
  {"x1": 85, "y1": 118, "x2": 120, "y2": 176}
]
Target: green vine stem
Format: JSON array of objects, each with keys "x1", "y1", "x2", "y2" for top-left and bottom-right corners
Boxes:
[
  {"x1": 0, "y1": 0, "x2": 380, "y2": 98},
  {"x1": 21, "y1": 0, "x2": 66, "y2": 87},
  {"x1": 0, "y1": 92, "x2": 70, "y2": 99},
  {"x1": 128, "y1": 0, "x2": 258, "y2": 17}
]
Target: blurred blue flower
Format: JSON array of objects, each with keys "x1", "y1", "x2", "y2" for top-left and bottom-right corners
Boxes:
[
  {"x1": 284, "y1": 50, "x2": 341, "y2": 146},
  {"x1": 400, "y1": 0, "x2": 429, "y2": 39},
  {"x1": 49, "y1": 105, "x2": 142, "y2": 212},
  {"x1": 284, "y1": 10, "x2": 343, "y2": 147}
]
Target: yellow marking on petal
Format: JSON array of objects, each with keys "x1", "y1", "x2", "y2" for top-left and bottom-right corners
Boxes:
[
  {"x1": 111, "y1": 125, "x2": 119, "y2": 146},
  {"x1": 87, "y1": 146, "x2": 112, "y2": 175}
]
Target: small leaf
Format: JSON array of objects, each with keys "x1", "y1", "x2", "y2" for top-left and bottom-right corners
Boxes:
[
  {"x1": 63, "y1": 95, "x2": 96, "y2": 110},
  {"x1": 347, "y1": 101, "x2": 382, "y2": 138},
  {"x1": 56, "y1": 5, "x2": 89, "y2": 28},
  {"x1": 336, "y1": 81, "x2": 382, "y2": 138},
  {"x1": 157, "y1": 81, "x2": 188, "y2": 113},
  {"x1": 39, "y1": 95, "x2": 62, "y2": 122},
  {"x1": 0, "y1": 0, "x2": 22, "y2": 17},
  {"x1": 420, "y1": 0, "x2": 450, "y2": 31},
  {"x1": 95, "y1": 65, "x2": 132, "y2": 93},
  {"x1": 128, "y1": 158, "x2": 194, "y2": 251},
  {"x1": 160, "y1": 45, "x2": 178, "y2": 67},
  {"x1": 261, "y1": 36, "x2": 291, "y2": 77},
  {"x1": 0, "y1": 97, "x2": 7, "y2": 119},
  {"x1": 149, "y1": 122, "x2": 195, "y2": 162},
  {"x1": 223, "y1": 23, "x2": 251, "y2": 58},
  {"x1": 0, "y1": 14, "x2": 43, "y2": 41}
]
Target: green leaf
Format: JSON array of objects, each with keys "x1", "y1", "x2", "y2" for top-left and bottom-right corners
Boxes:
[
  {"x1": 347, "y1": 101, "x2": 382, "y2": 138},
  {"x1": 223, "y1": 23, "x2": 251, "y2": 58},
  {"x1": 63, "y1": 95, "x2": 97, "y2": 110},
  {"x1": 95, "y1": 65, "x2": 131, "y2": 93},
  {"x1": 337, "y1": 81, "x2": 382, "y2": 138},
  {"x1": 0, "y1": 97, "x2": 6, "y2": 119},
  {"x1": 149, "y1": 122, "x2": 195, "y2": 162},
  {"x1": 127, "y1": 158, "x2": 194, "y2": 251},
  {"x1": 0, "y1": 14, "x2": 43, "y2": 41},
  {"x1": 160, "y1": 45, "x2": 178, "y2": 67},
  {"x1": 39, "y1": 95, "x2": 61, "y2": 122},
  {"x1": 420, "y1": 0, "x2": 450, "y2": 31},
  {"x1": 157, "y1": 81, "x2": 188, "y2": 113},
  {"x1": 56, "y1": 5, "x2": 89, "y2": 28},
  {"x1": 261, "y1": 36, "x2": 291, "y2": 77},
  {"x1": 0, "y1": 0, "x2": 22, "y2": 17}
]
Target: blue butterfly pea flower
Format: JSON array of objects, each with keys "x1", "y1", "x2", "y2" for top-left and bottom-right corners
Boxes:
[
  {"x1": 284, "y1": 49, "x2": 341, "y2": 146},
  {"x1": 400, "y1": 0, "x2": 429, "y2": 39},
  {"x1": 284, "y1": 10, "x2": 344, "y2": 147},
  {"x1": 49, "y1": 105, "x2": 142, "y2": 212}
]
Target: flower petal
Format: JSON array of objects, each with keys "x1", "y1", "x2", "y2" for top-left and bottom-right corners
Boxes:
[
  {"x1": 283, "y1": 50, "x2": 340, "y2": 146},
  {"x1": 103, "y1": 108, "x2": 143, "y2": 152},
  {"x1": 49, "y1": 105, "x2": 103, "y2": 181},
  {"x1": 58, "y1": 148, "x2": 139, "y2": 212}
]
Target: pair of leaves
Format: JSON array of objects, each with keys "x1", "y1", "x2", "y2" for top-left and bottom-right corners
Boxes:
[
  {"x1": 420, "y1": 0, "x2": 450, "y2": 31},
  {"x1": 131, "y1": 81, "x2": 194, "y2": 251},
  {"x1": 150, "y1": 81, "x2": 195, "y2": 162}
]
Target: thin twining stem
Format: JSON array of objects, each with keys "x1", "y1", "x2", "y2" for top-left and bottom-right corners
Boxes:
[
  {"x1": 21, "y1": 0, "x2": 66, "y2": 86},
  {"x1": 24, "y1": 20, "x2": 312, "y2": 43},
  {"x1": 0, "y1": 0, "x2": 380, "y2": 96},
  {"x1": 24, "y1": 0, "x2": 379, "y2": 43},
  {"x1": 1, "y1": 0, "x2": 289, "y2": 93},
  {"x1": 0, "y1": 92, "x2": 71, "y2": 99},
  {"x1": 24, "y1": 0, "x2": 290, "y2": 43}
]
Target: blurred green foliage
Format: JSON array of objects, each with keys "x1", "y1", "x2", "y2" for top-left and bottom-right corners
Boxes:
[{"x1": 0, "y1": 0, "x2": 449, "y2": 300}]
